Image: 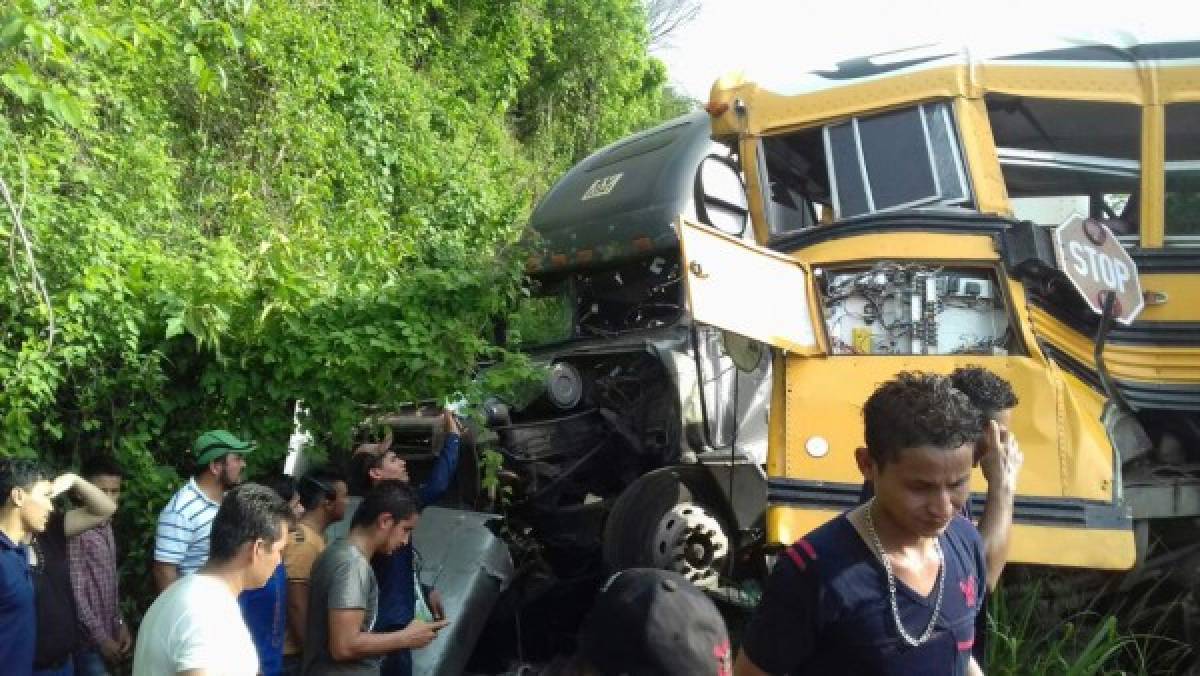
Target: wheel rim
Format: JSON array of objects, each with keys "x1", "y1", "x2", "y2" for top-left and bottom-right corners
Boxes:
[{"x1": 651, "y1": 502, "x2": 728, "y2": 589}]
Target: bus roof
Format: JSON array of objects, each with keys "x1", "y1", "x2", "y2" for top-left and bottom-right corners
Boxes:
[{"x1": 708, "y1": 35, "x2": 1200, "y2": 135}]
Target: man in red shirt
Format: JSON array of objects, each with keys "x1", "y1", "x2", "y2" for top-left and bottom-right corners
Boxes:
[{"x1": 68, "y1": 456, "x2": 131, "y2": 675}]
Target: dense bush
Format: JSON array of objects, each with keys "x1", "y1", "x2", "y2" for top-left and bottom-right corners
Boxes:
[{"x1": 1, "y1": 0, "x2": 688, "y2": 615}]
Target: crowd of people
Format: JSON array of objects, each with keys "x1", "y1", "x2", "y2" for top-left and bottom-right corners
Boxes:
[{"x1": 0, "y1": 366, "x2": 1023, "y2": 676}]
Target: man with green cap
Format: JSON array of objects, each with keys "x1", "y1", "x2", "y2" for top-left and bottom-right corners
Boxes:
[{"x1": 152, "y1": 430, "x2": 255, "y2": 593}]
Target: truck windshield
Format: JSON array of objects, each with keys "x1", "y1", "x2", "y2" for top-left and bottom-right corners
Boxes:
[
  {"x1": 510, "y1": 253, "x2": 683, "y2": 347},
  {"x1": 508, "y1": 280, "x2": 575, "y2": 348}
]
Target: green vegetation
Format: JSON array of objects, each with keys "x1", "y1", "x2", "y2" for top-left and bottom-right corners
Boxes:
[
  {"x1": 987, "y1": 581, "x2": 1192, "y2": 675},
  {"x1": 1, "y1": 0, "x2": 688, "y2": 611}
]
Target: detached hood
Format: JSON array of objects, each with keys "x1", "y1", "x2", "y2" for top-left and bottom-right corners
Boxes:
[{"x1": 526, "y1": 111, "x2": 717, "y2": 274}]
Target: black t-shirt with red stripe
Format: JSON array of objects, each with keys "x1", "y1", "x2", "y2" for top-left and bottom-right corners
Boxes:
[{"x1": 741, "y1": 513, "x2": 985, "y2": 675}]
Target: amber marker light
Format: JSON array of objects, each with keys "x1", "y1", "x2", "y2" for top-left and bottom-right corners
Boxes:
[{"x1": 705, "y1": 100, "x2": 729, "y2": 116}]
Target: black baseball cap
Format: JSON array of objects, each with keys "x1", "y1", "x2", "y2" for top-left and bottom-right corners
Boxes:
[{"x1": 578, "y1": 568, "x2": 732, "y2": 676}]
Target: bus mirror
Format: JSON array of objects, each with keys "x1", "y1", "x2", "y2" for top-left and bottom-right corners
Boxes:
[{"x1": 696, "y1": 155, "x2": 749, "y2": 237}]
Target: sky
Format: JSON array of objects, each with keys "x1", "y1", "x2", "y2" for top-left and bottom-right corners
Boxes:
[{"x1": 651, "y1": 0, "x2": 1192, "y2": 101}]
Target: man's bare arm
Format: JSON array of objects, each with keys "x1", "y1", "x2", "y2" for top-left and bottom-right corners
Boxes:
[
  {"x1": 152, "y1": 561, "x2": 179, "y2": 592},
  {"x1": 977, "y1": 420, "x2": 1023, "y2": 590},
  {"x1": 327, "y1": 609, "x2": 448, "y2": 661},
  {"x1": 287, "y1": 580, "x2": 309, "y2": 645},
  {"x1": 734, "y1": 651, "x2": 771, "y2": 676},
  {"x1": 54, "y1": 473, "x2": 118, "y2": 537}
]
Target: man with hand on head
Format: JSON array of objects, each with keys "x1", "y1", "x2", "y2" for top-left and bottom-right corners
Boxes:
[
  {"x1": 948, "y1": 366, "x2": 1022, "y2": 590},
  {"x1": 69, "y1": 456, "x2": 133, "y2": 675},
  {"x1": 133, "y1": 483, "x2": 294, "y2": 676},
  {"x1": 303, "y1": 481, "x2": 447, "y2": 676},
  {"x1": 153, "y1": 430, "x2": 254, "y2": 592},
  {"x1": 32, "y1": 465, "x2": 119, "y2": 676},
  {"x1": 859, "y1": 366, "x2": 1023, "y2": 589}
]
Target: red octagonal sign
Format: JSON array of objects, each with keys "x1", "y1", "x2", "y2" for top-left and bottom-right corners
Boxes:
[{"x1": 1052, "y1": 215, "x2": 1144, "y2": 325}]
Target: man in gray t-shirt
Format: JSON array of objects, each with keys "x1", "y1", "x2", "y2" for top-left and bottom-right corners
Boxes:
[
  {"x1": 304, "y1": 539, "x2": 380, "y2": 675},
  {"x1": 303, "y1": 482, "x2": 446, "y2": 675}
]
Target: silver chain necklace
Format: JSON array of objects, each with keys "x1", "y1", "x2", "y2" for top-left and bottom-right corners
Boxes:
[{"x1": 863, "y1": 498, "x2": 945, "y2": 647}]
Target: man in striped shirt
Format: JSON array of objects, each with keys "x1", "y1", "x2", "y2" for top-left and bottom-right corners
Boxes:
[{"x1": 152, "y1": 429, "x2": 255, "y2": 592}]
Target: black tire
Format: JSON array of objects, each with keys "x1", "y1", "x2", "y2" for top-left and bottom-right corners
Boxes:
[{"x1": 603, "y1": 466, "x2": 730, "y2": 584}]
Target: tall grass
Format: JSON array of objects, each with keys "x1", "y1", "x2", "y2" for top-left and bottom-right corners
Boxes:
[{"x1": 986, "y1": 580, "x2": 1193, "y2": 675}]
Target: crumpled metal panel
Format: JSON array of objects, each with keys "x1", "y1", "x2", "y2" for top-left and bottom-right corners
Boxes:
[{"x1": 412, "y1": 507, "x2": 514, "y2": 676}]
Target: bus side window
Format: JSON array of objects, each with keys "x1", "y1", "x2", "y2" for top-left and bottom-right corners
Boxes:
[{"x1": 1165, "y1": 103, "x2": 1200, "y2": 247}]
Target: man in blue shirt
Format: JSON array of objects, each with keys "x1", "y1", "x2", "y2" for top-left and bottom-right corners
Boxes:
[
  {"x1": 239, "y1": 475, "x2": 300, "y2": 676},
  {"x1": 735, "y1": 372, "x2": 990, "y2": 676},
  {"x1": 0, "y1": 458, "x2": 53, "y2": 676},
  {"x1": 344, "y1": 410, "x2": 463, "y2": 676}
]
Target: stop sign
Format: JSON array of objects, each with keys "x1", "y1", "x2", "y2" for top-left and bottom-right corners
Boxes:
[{"x1": 1052, "y1": 215, "x2": 1144, "y2": 325}]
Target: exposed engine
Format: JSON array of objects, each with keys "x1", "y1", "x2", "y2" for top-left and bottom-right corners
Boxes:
[
  {"x1": 491, "y1": 351, "x2": 681, "y2": 548},
  {"x1": 818, "y1": 262, "x2": 1015, "y2": 356}
]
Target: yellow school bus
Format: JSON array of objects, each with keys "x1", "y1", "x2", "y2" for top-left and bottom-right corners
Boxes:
[{"x1": 684, "y1": 38, "x2": 1200, "y2": 575}]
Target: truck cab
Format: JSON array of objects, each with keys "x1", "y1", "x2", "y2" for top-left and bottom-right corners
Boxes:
[{"x1": 493, "y1": 112, "x2": 771, "y2": 593}]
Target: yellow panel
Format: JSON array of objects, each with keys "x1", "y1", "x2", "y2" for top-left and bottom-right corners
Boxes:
[
  {"x1": 1055, "y1": 367, "x2": 1121, "y2": 502},
  {"x1": 678, "y1": 219, "x2": 821, "y2": 354},
  {"x1": 1007, "y1": 523, "x2": 1135, "y2": 570},
  {"x1": 1141, "y1": 104, "x2": 1166, "y2": 248},
  {"x1": 976, "y1": 65, "x2": 1145, "y2": 104},
  {"x1": 739, "y1": 138, "x2": 771, "y2": 245},
  {"x1": 768, "y1": 352, "x2": 789, "y2": 478},
  {"x1": 955, "y1": 97, "x2": 1010, "y2": 216},
  {"x1": 766, "y1": 506, "x2": 1135, "y2": 570},
  {"x1": 1159, "y1": 66, "x2": 1200, "y2": 103},
  {"x1": 1138, "y1": 273, "x2": 1200, "y2": 321},
  {"x1": 712, "y1": 63, "x2": 1158, "y2": 137},
  {"x1": 798, "y1": 232, "x2": 999, "y2": 265},
  {"x1": 744, "y1": 68, "x2": 967, "y2": 136},
  {"x1": 1005, "y1": 277, "x2": 1052, "y2": 364},
  {"x1": 1029, "y1": 306, "x2": 1200, "y2": 384},
  {"x1": 779, "y1": 356, "x2": 1072, "y2": 498}
]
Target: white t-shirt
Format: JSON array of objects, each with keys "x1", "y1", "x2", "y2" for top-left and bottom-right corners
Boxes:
[{"x1": 133, "y1": 574, "x2": 259, "y2": 676}]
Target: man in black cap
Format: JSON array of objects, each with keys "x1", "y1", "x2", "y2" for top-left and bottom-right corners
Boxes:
[
  {"x1": 564, "y1": 568, "x2": 732, "y2": 676},
  {"x1": 153, "y1": 429, "x2": 255, "y2": 592}
]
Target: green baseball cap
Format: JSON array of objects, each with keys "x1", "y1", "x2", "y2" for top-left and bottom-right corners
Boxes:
[{"x1": 193, "y1": 430, "x2": 256, "y2": 466}]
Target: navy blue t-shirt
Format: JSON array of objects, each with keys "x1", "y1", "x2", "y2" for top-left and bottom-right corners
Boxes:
[
  {"x1": 238, "y1": 562, "x2": 287, "y2": 676},
  {"x1": 860, "y1": 480, "x2": 988, "y2": 663},
  {"x1": 0, "y1": 528, "x2": 35, "y2": 676},
  {"x1": 372, "y1": 434, "x2": 460, "y2": 676},
  {"x1": 372, "y1": 433, "x2": 460, "y2": 631},
  {"x1": 741, "y1": 514, "x2": 985, "y2": 675}
]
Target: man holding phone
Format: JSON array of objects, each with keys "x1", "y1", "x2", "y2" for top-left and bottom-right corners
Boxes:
[{"x1": 303, "y1": 481, "x2": 447, "y2": 675}]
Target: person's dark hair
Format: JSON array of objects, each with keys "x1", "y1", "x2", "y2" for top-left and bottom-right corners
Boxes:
[
  {"x1": 863, "y1": 371, "x2": 984, "y2": 468},
  {"x1": 80, "y1": 455, "x2": 124, "y2": 482},
  {"x1": 208, "y1": 483, "x2": 294, "y2": 563},
  {"x1": 298, "y1": 469, "x2": 344, "y2": 511},
  {"x1": 0, "y1": 458, "x2": 47, "y2": 506},
  {"x1": 350, "y1": 480, "x2": 417, "y2": 529},
  {"x1": 262, "y1": 474, "x2": 298, "y2": 504},
  {"x1": 347, "y1": 451, "x2": 387, "y2": 496},
  {"x1": 950, "y1": 366, "x2": 1019, "y2": 421}
]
